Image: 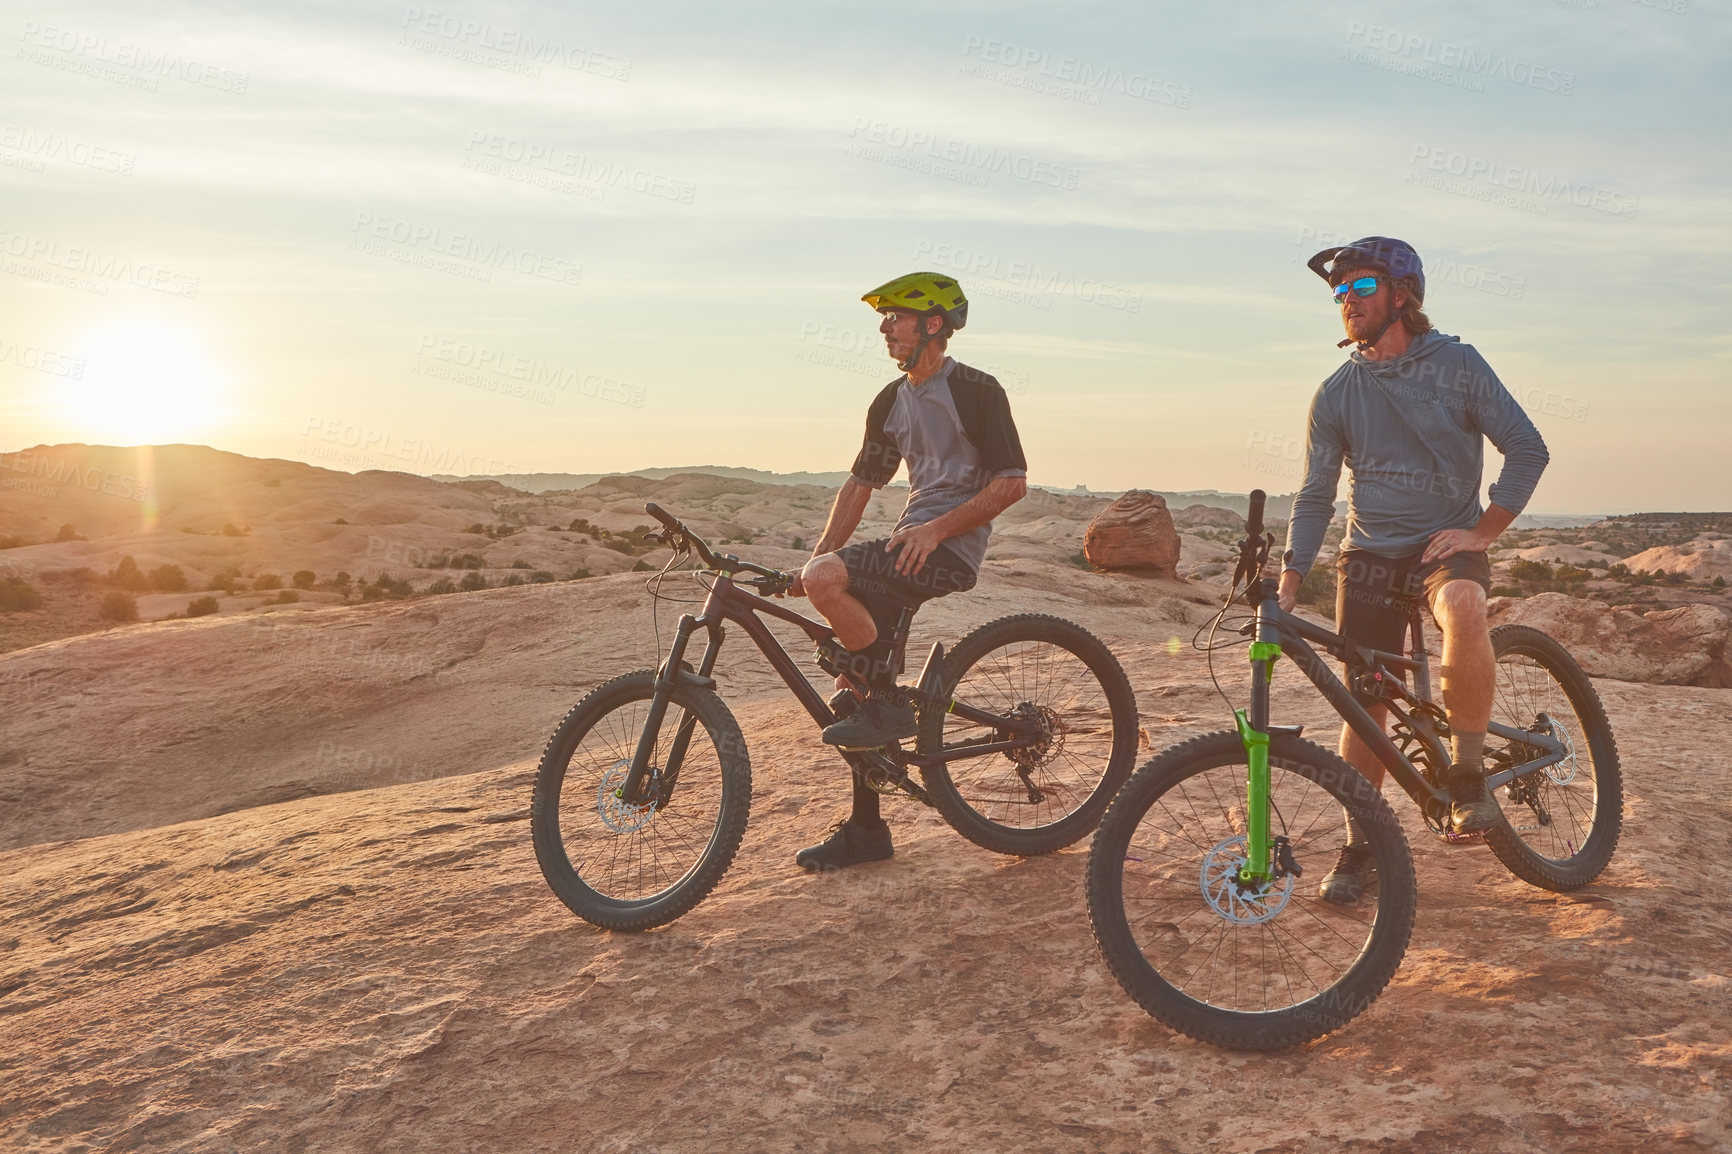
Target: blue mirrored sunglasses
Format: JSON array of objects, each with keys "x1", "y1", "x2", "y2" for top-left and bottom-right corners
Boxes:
[{"x1": 1332, "y1": 276, "x2": 1382, "y2": 303}]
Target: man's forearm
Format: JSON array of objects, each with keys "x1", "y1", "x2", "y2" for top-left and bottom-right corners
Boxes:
[
  {"x1": 812, "y1": 478, "x2": 873, "y2": 554},
  {"x1": 920, "y1": 475, "x2": 1026, "y2": 541},
  {"x1": 1471, "y1": 503, "x2": 1517, "y2": 547}
]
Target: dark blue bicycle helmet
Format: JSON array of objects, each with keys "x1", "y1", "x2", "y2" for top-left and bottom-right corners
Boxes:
[{"x1": 1307, "y1": 236, "x2": 1425, "y2": 302}]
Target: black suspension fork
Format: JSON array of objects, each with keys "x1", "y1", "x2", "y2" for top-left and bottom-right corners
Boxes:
[
  {"x1": 658, "y1": 621, "x2": 725, "y2": 802},
  {"x1": 618, "y1": 613, "x2": 724, "y2": 803}
]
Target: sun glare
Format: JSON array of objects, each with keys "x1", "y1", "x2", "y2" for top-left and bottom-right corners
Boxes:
[{"x1": 63, "y1": 321, "x2": 228, "y2": 445}]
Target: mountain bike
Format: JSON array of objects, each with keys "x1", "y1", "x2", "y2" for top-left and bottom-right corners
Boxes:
[
  {"x1": 532, "y1": 502, "x2": 1139, "y2": 930},
  {"x1": 1085, "y1": 490, "x2": 1621, "y2": 1049}
]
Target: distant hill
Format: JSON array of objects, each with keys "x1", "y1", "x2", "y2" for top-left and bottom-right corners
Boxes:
[
  {"x1": 429, "y1": 470, "x2": 1322, "y2": 518},
  {"x1": 428, "y1": 466, "x2": 860, "y2": 492}
]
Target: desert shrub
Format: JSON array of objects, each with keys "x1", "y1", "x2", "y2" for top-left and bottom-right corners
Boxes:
[
  {"x1": 275, "y1": 589, "x2": 299, "y2": 604},
  {"x1": 110, "y1": 556, "x2": 151, "y2": 591},
  {"x1": 209, "y1": 567, "x2": 243, "y2": 593},
  {"x1": 334, "y1": 517, "x2": 349, "y2": 525},
  {"x1": 362, "y1": 573, "x2": 413, "y2": 601},
  {"x1": 41, "y1": 566, "x2": 98, "y2": 585},
  {"x1": 530, "y1": 571, "x2": 555, "y2": 584},
  {"x1": 0, "y1": 535, "x2": 27, "y2": 550},
  {"x1": 1508, "y1": 560, "x2": 1553, "y2": 583},
  {"x1": 0, "y1": 577, "x2": 43, "y2": 611},
  {"x1": 467, "y1": 522, "x2": 521, "y2": 539},
  {"x1": 511, "y1": 559, "x2": 532, "y2": 569},
  {"x1": 632, "y1": 560, "x2": 654, "y2": 572},
  {"x1": 1068, "y1": 551, "x2": 1091, "y2": 570},
  {"x1": 331, "y1": 571, "x2": 353, "y2": 596},
  {"x1": 568, "y1": 568, "x2": 592, "y2": 580},
  {"x1": 149, "y1": 564, "x2": 188, "y2": 592},
  {"x1": 253, "y1": 573, "x2": 283, "y2": 591},
  {"x1": 1715, "y1": 576, "x2": 1727, "y2": 589},
  {"x1": 458, "y1": 571, "x2": 488, "y2": 592},
  {"x1": 1554, "y1": 564, "x2": 1592, "y2": 583},
  {"x1": 292, "y1": 570, "x2": 316, "y2": 590},
  {"x1": 55, "y1": 524, "x2": 82, "y2": 542},
  {"x1": 98, "y1": 591, "x2": 138, "y2": 622},
  {"x1": 186, "y1": 595, "x2": 220, "y2": 617},
  {"x1": 451, "y1": 553, "x2": 485, "y2": 569},
  {"x1": 222, "y1": 522, "x2": 248, "y2": 537},
  {"x1": 791, "y1": 537, "x2": 805, "y2": 551},
  {"x1": 264, "y1": 478, "x2": 281, "y2": 487},
  {"x1": 426, "y1": 578, "x2": 458, "y2": 595},
  {"x1": 503, "y1": 575, "x2": 524, "y2": 587}
]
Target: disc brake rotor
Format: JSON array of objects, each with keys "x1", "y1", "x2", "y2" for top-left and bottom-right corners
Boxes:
[
  {"x1": 1539, "y1": 713, "x2": 1579, "y2": 785},
  {"x1": 596, "y1": 760, "x2": 658, "y2": 833},
  {"x1": 1200, "y1": 835, "x2": 1293, "y2": 925}
]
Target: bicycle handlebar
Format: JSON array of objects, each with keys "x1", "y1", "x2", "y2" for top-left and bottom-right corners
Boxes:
[{"x1": 643, "y1": 501, "x2": 794, "y2": 590}]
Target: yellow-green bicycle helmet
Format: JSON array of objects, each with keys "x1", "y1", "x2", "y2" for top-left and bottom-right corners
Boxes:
[{"x1": 862, "y1": 272, "x2": 968, "y2": 331}]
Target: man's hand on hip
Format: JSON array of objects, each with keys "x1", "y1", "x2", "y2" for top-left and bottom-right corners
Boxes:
[
  {"x1": 886, "y1": 522, "x2": 944, "y2": 576},
  {"x1": 1421, "y1": 527, "x2": 1492, "y2": 564}
]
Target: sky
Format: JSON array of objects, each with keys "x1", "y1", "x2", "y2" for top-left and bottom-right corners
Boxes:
[{"x1": 1, "y1": 0, "x2": 1728, "y2": 514}]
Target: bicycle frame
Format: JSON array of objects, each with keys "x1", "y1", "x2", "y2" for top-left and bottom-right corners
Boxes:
[
  {"x1": 1236, "y1": 574, "x2": 1570, "y2": 881},
  {"x1": 616, "y1": 571, "x2": 1045, "y2": 803}
]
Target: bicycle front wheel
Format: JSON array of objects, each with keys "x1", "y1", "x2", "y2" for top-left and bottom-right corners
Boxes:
[
  {"x1": 918, "y1": 613, "x2": 1138, "y2": 855},
  {"x1": 1481, "y1": 625, "x2": 1622, "y2": 891},
  {"x1": 1086, "y1": 731, "x2": 1417, "y2": 1050},
  {"x1": 531, "y1": 670, "x2": 751, "y2": 930}
]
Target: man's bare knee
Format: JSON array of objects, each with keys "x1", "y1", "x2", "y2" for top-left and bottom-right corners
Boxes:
[
  {"x1": 1432, "y1": 579, "x2": 1487, "y2": 629},
  {"x1": 802, "y1": 554, "x2": 848, "y2": 598}
]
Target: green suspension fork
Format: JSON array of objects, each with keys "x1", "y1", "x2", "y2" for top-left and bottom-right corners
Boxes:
[{"x1": 1235, "y1": 640, "x2": 1282, "y2": 883}]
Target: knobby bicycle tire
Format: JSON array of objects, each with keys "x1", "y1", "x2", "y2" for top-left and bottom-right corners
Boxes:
[
  {"x1": 1481, "y1": 625, "x2": 1622, "y2": 891},
  {"x1": 918, "y1": 613, "x2": 1138, "y2": 856},
  {"x1": 531, "y1": 670, "x2": 752, "y2": 930},
  {"x1": 1087, "y1": 730, "x2": 1417, "y2": 1050}
]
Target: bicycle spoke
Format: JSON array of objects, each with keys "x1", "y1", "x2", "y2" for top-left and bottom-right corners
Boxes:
[{"x1": 1118, "y1": 760, "x2": 1384, "y2": 1015}]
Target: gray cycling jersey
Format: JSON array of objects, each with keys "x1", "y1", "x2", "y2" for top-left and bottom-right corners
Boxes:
[
  {"x1": 1285, "y1": 331, "x2": 1549, "y2": 576},
  {"x1": 849, "y1": 357, "x2": 1028, "y2": 573}
]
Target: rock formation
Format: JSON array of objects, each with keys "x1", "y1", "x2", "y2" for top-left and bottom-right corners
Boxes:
[
  {"x1": 1082, "y1": 490, "x2": 1181, "y2": 575},
  {"x1": 1488, "y1": 591, "x2": 1732, "y2": 688}
]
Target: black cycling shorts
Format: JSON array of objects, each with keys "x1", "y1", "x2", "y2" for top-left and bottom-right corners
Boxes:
[
  {"x1": 836, "y1": 537, "x2": 977, "y2": 640},
  {"x1": 1334, "y1": 546, "x2": 1491, "y2": 660}
]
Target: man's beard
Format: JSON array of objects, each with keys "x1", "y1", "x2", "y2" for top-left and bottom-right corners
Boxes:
[{"x1": 1345, "y1": 303, "x2": 1393, "y2": 343}]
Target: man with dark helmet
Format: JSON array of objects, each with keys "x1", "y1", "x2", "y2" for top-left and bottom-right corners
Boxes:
[
  {"x1": 789, "y1": 272, "x2": 1028, "y2": 871},
  {"x1": 1280, "y1": 236, "x2": 1550, "y2": 902}
]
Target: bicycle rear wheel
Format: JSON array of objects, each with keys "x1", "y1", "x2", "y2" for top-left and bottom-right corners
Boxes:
[
  {"x1": 531, "y1": 670, "x2": 751, "y2": 930},
  {"x1": 1087, "y1": 731, "x2": 1417, "y2": 1050},
  {"x1": 918, "y1": 614, "x2": 1138, "y2": 855},
  {"x1": 1481, "y1": 625, "x2": 1621, "y2": 891}
]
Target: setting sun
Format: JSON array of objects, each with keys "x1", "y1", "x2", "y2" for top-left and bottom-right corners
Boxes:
[{"x1": 63, "y1": 321, "x2": 227, "y2": 445}]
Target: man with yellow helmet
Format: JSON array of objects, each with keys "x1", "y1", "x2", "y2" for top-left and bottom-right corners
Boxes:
[{"x1": 789, "y1": 271, "x2": 1029, "y2": 870}]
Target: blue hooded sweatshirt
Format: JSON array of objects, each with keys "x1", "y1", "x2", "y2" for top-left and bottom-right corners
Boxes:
[{"x1": 1284, "y1": 330, "x2": 1549, "y2": 576}]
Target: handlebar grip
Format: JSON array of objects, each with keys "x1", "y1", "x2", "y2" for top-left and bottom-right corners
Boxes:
[
  {"x1": 1246, "y1": 490, "x2": 1266, "y2": 539},
  {"x1": 644, "y1": 502, "x2": 680, "y2": 531}
]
